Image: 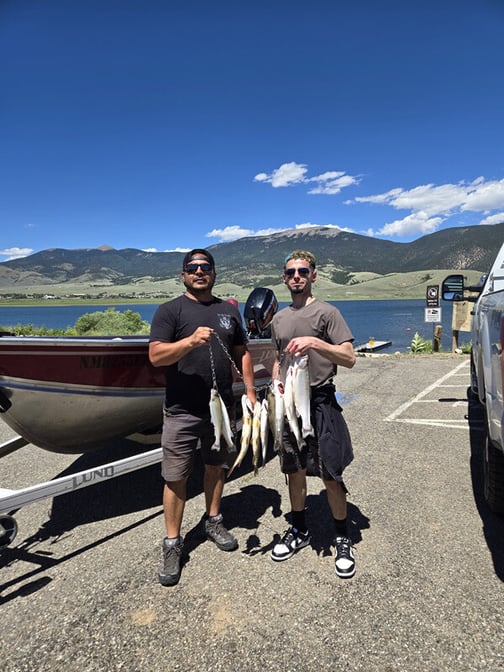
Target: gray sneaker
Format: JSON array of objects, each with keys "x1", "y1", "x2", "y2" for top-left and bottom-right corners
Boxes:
[
  {"x1": 159, "y1": 536, "x2": 184, "y2": 586},
  {"x1": 204, "y1": 513, "x2": 238, "y2": 551}
]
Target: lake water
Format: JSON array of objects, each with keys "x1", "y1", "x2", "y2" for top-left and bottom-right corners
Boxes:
[{"x1": 0, "y1": 298, "x2": 465, "y2": 352}]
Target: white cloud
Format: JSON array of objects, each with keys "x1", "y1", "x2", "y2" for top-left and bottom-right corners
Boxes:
[
  {"x1": 308, "y1": 172, "x2": 359, "y2": 195},
  {"x1": 0, "y1": 247, "x2": 33, "y2": 261},
  {"x1": 352, "y1": 177, "x2": 504, "y2": 238},
  {"x1": 376, "y1": 212, "x2": 444, "y2": 237},
  {"x1": 461, "y1": 178, "x2": 504, "y2": 211},
  {"x1": 206, "y1": 225, "x2": 254, "y2": 242},
  {"x1": 255, "y1": 227, "x2": 288, "y2": 236},
  {"x1": 204, "y1": 222, "x2": 351, "y2": 244},
  {"x1": 206, "y1": 225, "x2": 294, "y2": 243},
  {"x1": 254, "y1": 161, "x2": 358, "y2": 194},
  {"x1": 355, "y1": 183, "x2": 467, "y2": 216},
  {"x1": 254, "y1": 161, "x2": 308, "y2": 188},
  {"x1": 295, "y1": 222, "x2": 349, "y2": 232},
  {"x1": 479, "y1": 212, "x2": 504, "y2": 226}
]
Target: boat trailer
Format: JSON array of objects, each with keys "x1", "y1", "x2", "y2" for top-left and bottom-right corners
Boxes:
[{"x1": 0, "y1": 434, "x2": 163, "y2": 548}]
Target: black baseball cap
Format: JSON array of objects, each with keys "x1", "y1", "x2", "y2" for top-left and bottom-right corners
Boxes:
[{"x1": 182, "y1": 248, "x2": 215, "y2": 270}]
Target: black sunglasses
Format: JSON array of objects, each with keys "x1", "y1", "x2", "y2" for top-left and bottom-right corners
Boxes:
[
  {"x1": 284, "y1": 267, "x2": 311, "y2": 277},
  {"x1": 184, "y1": 262, "x2": 213, "y2": 274}
]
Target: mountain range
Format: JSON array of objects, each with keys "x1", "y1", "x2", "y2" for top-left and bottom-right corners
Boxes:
[{"x1": 1, "y1": 223, "x2": 502, "y2": 297}]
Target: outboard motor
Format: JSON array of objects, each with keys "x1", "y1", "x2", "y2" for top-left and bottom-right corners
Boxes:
[{"x1": 244, "y1": 287, "x2": 278, "y2": 338}]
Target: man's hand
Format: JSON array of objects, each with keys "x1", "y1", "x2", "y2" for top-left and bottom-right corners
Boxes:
[
  {"x1": 189, "y1": 326, "x2": 213, "y2": 348},
  {"x1": 285, "y1": 336, "x2": 315, "y2": 358}
]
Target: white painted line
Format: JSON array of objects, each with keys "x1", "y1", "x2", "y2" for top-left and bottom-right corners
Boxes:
[
  {"x1": 385, "y1": 360, "x2": 469, "y2": 423},
  {"x1": 392, "y1": 419, "x2": 469, "y2": 430}
]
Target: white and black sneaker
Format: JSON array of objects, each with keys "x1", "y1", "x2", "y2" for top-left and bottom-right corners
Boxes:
[
  {"x1": 333, "y1": 536, "x2": 356, "y2": 578},
  {"x1": 271, "y1": 527, "x2": 311, "y2": 561}
]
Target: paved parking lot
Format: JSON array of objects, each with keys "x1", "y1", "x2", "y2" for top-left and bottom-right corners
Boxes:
[{"x1": 1, "y1": 354, "x2": 503, "y2": 672}]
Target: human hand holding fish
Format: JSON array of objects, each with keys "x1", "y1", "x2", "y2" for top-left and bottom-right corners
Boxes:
[{"x1": 284, "y1": 336, "x2": 317, "y2": 357}]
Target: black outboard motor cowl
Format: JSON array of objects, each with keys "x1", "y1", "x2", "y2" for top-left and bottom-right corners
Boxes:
[{"x1": 244, "y1": 287, "x2": 278, "y2": 338}]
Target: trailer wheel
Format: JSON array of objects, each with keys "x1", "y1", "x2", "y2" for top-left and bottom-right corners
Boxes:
[
  {"x1": 484, "y1": 435, "x2": 504, "y2": 514},
  {"x1": 0, "y1": 514, "x2": 18, "y2": 547}
]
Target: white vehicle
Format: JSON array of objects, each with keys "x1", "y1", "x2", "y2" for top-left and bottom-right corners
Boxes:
[{"x1": 442, "y1": 242, "x2": 504, "y2": 513}]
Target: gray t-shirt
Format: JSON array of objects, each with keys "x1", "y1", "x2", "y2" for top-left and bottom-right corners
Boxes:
[{"x1": 271, "y1": 298, "x2": 353, "y2": 387}]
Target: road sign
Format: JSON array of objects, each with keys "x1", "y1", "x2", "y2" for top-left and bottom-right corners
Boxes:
[
  {"x1": 426, "y1": 285, "x2": 440, "y2": 307},
  {"x1": 425, "y1": 307, "x2": 442, "y2": 323}
]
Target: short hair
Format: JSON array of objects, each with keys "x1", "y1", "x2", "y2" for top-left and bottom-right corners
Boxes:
[
  {"x1": 284, "y1": 250, "x2": 316, "y2": 269},
  {"x1": 182, "y1": 248, "x2": 215, "y2": 270}
]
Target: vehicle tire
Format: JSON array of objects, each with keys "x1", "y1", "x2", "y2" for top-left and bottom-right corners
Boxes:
[
  {"x1": 483, "y1": 433, "x2": 504, "y2": 514},
  {"x1": 469, "y1": 351, "x2": 479, "y2": 399}
]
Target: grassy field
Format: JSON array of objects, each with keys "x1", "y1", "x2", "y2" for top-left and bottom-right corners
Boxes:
[{"x1": 0, "y1": 269, "x2": 484, "y2": 305}]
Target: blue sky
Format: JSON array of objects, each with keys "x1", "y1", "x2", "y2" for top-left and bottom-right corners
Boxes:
[{"x1": 2, "y1": 0, "x2": 504, "y2": 262}]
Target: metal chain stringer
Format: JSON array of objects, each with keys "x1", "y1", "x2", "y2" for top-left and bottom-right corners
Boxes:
[{"x1": 209, "y1": 330, "x2": 270, "y2": 394}]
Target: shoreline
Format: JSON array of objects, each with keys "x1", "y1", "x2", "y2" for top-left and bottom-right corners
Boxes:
[{"x1": 0, "y1": 295, "x2": 431, "y2": 308}]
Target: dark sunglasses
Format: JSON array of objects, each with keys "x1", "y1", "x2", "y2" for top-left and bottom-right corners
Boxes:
[
  {"x1": 184, "y1": 262, "x2": 213, "y2": 274},
  {"x1": 284, "y1": 267, "x2": 311, "y2": 277}
]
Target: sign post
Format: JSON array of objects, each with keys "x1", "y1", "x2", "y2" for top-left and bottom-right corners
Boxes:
[{"x1": 425, "y1": 285, "x2": 442, "y2": 350}]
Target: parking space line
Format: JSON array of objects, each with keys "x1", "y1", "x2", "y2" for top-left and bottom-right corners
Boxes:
[{"x1": 384, "y1": 359, "x2": 470, "y2": 428}]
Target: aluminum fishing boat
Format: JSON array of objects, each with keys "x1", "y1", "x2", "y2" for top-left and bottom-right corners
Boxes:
[{"x1": 0, "y1": 334, "x2": 275, "y2": 453}]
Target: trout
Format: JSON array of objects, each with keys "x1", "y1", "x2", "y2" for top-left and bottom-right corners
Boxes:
[
  {"x1": 251, "y1": 400, "x2": 262, "y2": 475},
  {"x1": 270, "y1": 379, "x2": 285, "y2": 452},
  {"x1": 209, "y1": 388, "x2": 224, "y2": 450},
  {"x1": 228, "y1": 394, "x2": 253, "y2": 476},
  {"x1": 284, "y1": 364, "x2": 304, "y2": 449},
  {"x1": 209, "y1": 388, "x2": 235, "y2": 451},
  {"x1": 260, "y1": 397, "x2": 269, "y2": 467},
  {"x1": 293, "y1": 355, "x2": 314, "y2": 438},
  {"x1": 220, "y1": 396, "x2": 235, "y2": 450}
]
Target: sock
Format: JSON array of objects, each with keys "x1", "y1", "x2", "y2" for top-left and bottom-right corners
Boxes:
[
  {"x1": 333, "y1": 517, "x2": 348, "y2": 539},
  {"x1": 207, "y1": 513, "x2": 222, "y2": 523},
  {"x1": 292, "y1": 509, "x2": 307, "y2": 534}
]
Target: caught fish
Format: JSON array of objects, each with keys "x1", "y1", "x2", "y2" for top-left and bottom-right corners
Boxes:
[
  {"x1": 267, "y1": 387, "x2": 275, "y2": 435},
  {"x1": 228, "y1": 395, "x2": 254, "y2": 475},
  {"x1": 260, "y1": 398, "x2": 269, "y2": 467},
  {"x1": 284, "y1": 364, "x2": 304, "y2": 449},
  {"x1": 209, "y1": 388, "x2": 224, "y2": 450},
  {"x1": 209, "y1": 388, "x2": 235, "y2": 451},
  {"x1": 270, "y1": 379, "x2": 285, "y2": 452},
  {"x1": 293, "y1": 355, "x2": 314, "y2": 438},
  {"x1": 220, "y1": 397, "x2": 235, "y2": 450},
  {"x1": 251, "y1": 400, "x2": 262, "y2": 475}
]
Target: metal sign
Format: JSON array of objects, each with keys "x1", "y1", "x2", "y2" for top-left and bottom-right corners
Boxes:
[
  {"x1": 425, "y1": 307, "x2": 442, "y2": 323},
  {"x1": 426, "y1": 285, "x2": 440, "y2": 308}
]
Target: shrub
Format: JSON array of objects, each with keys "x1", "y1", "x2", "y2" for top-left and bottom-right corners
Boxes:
[
  {"x1": 74, "y1": 308, "x2": 150, "y2": 335},
  {"x1": 409, "y1": 332, "x2": 432, "y2": 353}
]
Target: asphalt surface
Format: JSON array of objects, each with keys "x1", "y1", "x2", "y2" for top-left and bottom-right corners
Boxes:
[{"x1": 1, "y1": 354, "x2": 504, "y2": 672}]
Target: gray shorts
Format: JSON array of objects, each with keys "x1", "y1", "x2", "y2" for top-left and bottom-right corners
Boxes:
[{"x1": 161, "y1": 410, "x2": 236, "y2": 482}]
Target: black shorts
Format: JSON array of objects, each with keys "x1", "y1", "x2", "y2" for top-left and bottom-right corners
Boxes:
[{"x1": 278, "y1": 422, "x2": 338, "y2": 481}]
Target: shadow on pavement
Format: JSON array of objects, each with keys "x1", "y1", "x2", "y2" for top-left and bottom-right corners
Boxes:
[{"x1": 466, "y1": 388, "x2": 504, "y2": 582}]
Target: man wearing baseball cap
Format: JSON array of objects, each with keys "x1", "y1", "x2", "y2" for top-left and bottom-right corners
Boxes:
[{"x1": 149, "y1": 248, "x2": 256, "y2": 586}]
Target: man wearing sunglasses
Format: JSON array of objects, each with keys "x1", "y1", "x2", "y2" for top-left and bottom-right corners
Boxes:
[
  {"x1": 269, "y1": 250, "x2": 357, "y2": 578},
  {"x1": 149, "y1": 248, "x2": 256, "y2": 586}
]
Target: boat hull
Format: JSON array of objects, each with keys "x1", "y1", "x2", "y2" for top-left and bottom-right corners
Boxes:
[{"x1": 0, "y1": 336, "x2": 275, "y2": 453}]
